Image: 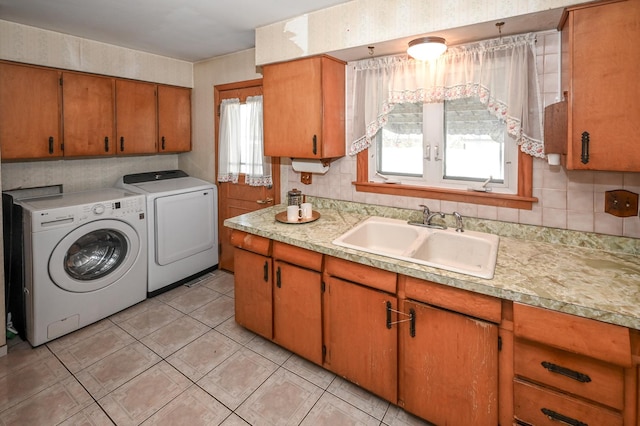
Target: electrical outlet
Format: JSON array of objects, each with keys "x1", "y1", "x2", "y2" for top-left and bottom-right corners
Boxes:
[{"x1": 604, "y1": 189, "x2": 639, "y2": 217}]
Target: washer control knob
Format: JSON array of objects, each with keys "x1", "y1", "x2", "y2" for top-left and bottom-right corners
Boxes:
[{"x1": 92, "y1": 204, "x2": 105, "y2": 215}]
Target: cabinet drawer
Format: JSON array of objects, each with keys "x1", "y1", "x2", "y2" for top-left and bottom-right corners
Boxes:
[
  {"x1": 514, "y1": 379, "x2": 623, "y2": 426},
  {"x1": 324, "y1": 256, "x2": 396, "y2": 293},
  {"x1": 515, "y1": 339, "x2": 624, "y2": 410},
  {"x1": 230, "y1": 230, "x2": 272, "y2": 256},
  {"x1": 401, "y1": 275, "x2": 502, "y2": 323},
  {"x1": 513, "y1": 303, "x2": 632, "y2": 366},
  {"x1": 273, "y1": 241, "x2": 322, "y2": 272}
]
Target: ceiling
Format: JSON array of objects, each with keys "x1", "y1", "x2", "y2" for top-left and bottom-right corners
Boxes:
[{"x1": 0, "y1": 0, "x2": 351, "y2": 62}]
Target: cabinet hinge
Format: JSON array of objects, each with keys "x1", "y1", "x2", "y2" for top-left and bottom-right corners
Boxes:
[
  {"x1": 321, "y1": 281, "x2": 325, "y2": 292},
  {"x1": 322, "y1": 345, "x2": 326, "y2": 358},
  {"x1": 60, "y1": 143, "x2": 64, "y2": 151},
  {"x1": 498, "y1": 336, "x2": 502, "y2": 351},
  {"x1": 59, "y1": 76, "x2": 63, "y2": 86}
]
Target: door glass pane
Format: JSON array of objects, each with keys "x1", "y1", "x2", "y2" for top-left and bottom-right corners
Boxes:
[
  {"x1": 444, "y1": 98, "x2": 505, "y2": 182},
  {"x1": 64, "y1": 230, "x2": 128, "y2": 280}
]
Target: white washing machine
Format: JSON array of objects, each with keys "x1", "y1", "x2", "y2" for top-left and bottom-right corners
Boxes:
[
  {"x1": 19, "y1": 188, "x2": 147, "y2": 346},
  {"x1": 116, "y1": 170, "x2": 218, "y2": 295}
]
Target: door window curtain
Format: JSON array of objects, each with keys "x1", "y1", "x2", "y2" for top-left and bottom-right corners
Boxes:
[
  {"x1": 218, "y1": 95, "x2": 272, "y2": 186},
  {"x1": 350, "y1": 33, "x2": 544, "y2": 158}
]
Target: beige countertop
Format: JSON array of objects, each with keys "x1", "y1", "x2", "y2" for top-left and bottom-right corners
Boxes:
[{"x1": 224, "y1": 199, "x2": 640, "y2": 330}]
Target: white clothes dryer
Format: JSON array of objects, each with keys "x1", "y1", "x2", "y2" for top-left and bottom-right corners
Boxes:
[
  {"x1": 19, "y1": 188, "x2": 147, "y2": 346},
  {"x1": 116, "y1": 170, "x2": 218, "y2": 295}
]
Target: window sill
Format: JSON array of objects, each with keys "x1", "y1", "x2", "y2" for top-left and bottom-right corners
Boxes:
[{"x1": 353, "y1": 181, "x2": 537, "y2": 210}]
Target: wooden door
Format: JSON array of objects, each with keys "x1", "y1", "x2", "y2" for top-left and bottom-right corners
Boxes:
[
  {"x1": 565, "y1": 0, "x2": 640, "y2": 170},
  {"x1": 323, "y1": 275, "x2": 398, "y2": 402},
  {"x1": 62, "y1": 72, "x2": 115, "y2": 157},
  {"x1": 115, "y1": 80, "x2": 157, "y2": 154},
  {"x1": 157, "y1": 85, "x2": 191, "y2": 152},
  {"x1": 399, "y1": 299, "x2": 499, "y2": 425},
  {"x1": 0, "y1": 62, "x2": 62, "y2": 160},
  {"x1": 215, "y1": 80, "x2": 279, "y2": 272},
  {"x1": 263, "y1": 56, "x2": 323, "y2": 158},
  {"x1": 233, "y1": 248, "x2": 272, "y2": 339},
  {"x1": 273, "y1": 261, "x2": 322, "y2": 365}
]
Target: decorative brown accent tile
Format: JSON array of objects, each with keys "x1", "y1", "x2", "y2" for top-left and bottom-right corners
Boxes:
[
  {"x1": 141, "y1": 385, "x2": 231, "y2": 425},
  {"x1": 235, "y1": 368, "x2": 323, "y2": 425},
  {"x1": 141, "y1": 315, "x2": 210, "y2": 358},
  {"x1": 197, "y1": 348, "x2": 278, "y2": 410},
  {"x1": 0, "y1": 376, "x2": 92, "y2": 425},
  {"x1": 167, "y1": 330, "x2": 241, "y2": 381},
  {"x1": 98, "y1": 362, "x2": 191, "y2": 426},
  {"x1": 75, "y1": 342, "x2": 161, "y2": 399}
]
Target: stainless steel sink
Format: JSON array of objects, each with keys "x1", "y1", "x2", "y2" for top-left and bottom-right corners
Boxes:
[{"x1": 332, "y1": 216, "x2": 499, "y2": 279}]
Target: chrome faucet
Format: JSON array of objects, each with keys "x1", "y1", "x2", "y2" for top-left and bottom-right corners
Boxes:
[
  {"x1": 425, "y1": 211, "x2": 445, "y2": 226},
  {"x1": 453, "y1": 211, "x2": 464, "y2": 232},
  {"x1": 419, "y1": 204, "x2": 430, "y2": 224}
]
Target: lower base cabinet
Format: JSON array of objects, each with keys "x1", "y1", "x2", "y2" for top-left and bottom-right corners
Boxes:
[
  {"x1": 399, "y1": 299, "x2": 499, "y2": 425},
  {"x1": 229, "y1": 231, "x2": 639, "y2": 425},
  {"x1": 323, "y1": 274, "x2": 398, "y2": 403}
]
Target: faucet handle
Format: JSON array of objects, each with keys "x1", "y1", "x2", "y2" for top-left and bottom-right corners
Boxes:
[
  {"x1": 418, "y1": 204, "x2": 430, "y2": 214},
  {"x1": 453, "y1": 211, "x2": 464, "y2": 232}
]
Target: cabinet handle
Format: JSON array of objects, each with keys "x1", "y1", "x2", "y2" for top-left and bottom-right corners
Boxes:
[
  {"x1": 263, "y1": 261, "x2": 269, "y2": 282},
  {"x1": 541, "y1": 361, "x2": 592, "y2": 383},
  {"x1": 541, "y1": 408, "x2": 587, "y2": 426},
  {"x1": 120, "y1": 136, "x2": 124, "y2": 152},
  {"x1": 581, "y1": 131, "x2": 589, "y2": 164},
  {"x1": 312, "y1": 134, "x2": 317, "y2": 155},
  {"x1": 104, "y1": 136, "x2": 109, "y2": 152},
  {"x1": 409, "y1": 308, "x2": 416, "y2": 337},
  {"x1": 424, "y1": 144, "x2": 430, "y2": 160},
  {"x1": 161, "y1": 136, "x2": 166, "y2": 150},
  {"x1": 386, "y1": 301, "x2": 392, "y2": 329},
  {"x1": 256, "y1": 197, "x2": 274, "y2": 205},
  {"x1": 276, "y1": 266, "x2": 281, "y2": 288},
  {"x1": 48, "y1": 136, "x2": 54, "y2": 154}
]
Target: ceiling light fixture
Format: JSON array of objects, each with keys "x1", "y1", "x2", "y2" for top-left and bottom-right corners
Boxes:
[{"x1": 407, "y1": 36, "x2": 447, "y2": 61}]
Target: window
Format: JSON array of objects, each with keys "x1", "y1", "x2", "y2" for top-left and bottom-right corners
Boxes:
[{"x1": 370, "y1": 97, "x2": 517, "y2": 194}]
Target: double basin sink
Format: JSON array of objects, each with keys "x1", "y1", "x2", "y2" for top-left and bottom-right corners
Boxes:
[{"x1": 332, "y1": 216, "x2": 499, "y2": 279}]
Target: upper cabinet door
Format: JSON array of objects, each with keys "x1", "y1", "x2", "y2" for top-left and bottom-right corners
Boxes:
[
  {"x1": 0, "y1": 62, "x2": 62, "y2": 160},
  {"x1": 563, "y1": 0, "x2": 640, "y2": 171},
  {"x1": 62, "y1": 72, "x2": 115, "y2": 157},
  {"x1": 157, "y1": 85, "x2": 191, "y2": 153},
  {"x1": 115, "y1": 80, "x2": 157, "y2": 155},
  {"x1": 263, "y1": 55, "x2": 346, "y2": 159}
]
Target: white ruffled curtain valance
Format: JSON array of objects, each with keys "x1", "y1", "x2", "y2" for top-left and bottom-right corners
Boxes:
[
  {"x1": 350, "y1": 33, "x2": 544, "y2": 158},
  {"x1": 218, "y1": 95, "x2": 272, "y2": 186}
]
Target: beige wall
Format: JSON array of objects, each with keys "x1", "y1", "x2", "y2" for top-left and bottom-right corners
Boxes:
[{"x1": 255, "y1": 0, "x2": 582, "y2": 65}]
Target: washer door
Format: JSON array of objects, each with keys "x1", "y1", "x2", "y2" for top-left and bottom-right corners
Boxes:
[{"x1": 49, "y1": 219, "x2": 141, "y2": 292}]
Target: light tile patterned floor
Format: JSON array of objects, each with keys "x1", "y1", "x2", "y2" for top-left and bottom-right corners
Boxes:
[{"x1": 0, "y1": 271, "x2": 433, "y2": 425}]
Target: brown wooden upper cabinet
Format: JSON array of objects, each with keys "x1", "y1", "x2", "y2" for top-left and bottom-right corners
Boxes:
[
  {"x1": 0, "y1": 62, "x2": 62, "y2": 160},
  {"x1": 263, "y1": 55, "x2": 345, "y2": 159},
  {"x1": 115, "y1": 80, "x2": 157, "y2": 154},
  {"x1": 0, "y1": 61, "x2": 191, "y2": 160},
  {"x1": 157, "y1": 85, "x2": 191, "y2": 153},
  {"x1": 62, "y1": 72, "x2": 116, "y2": 157},
  {"x1": 560, "y1": 0, "x2": 640, "y2": 171}
]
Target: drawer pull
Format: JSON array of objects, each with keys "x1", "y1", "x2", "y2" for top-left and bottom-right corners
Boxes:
[
  {"x1": 541, "y1": 361, "x2": 592, "y2": 383},
  {"x1": 541, "y1": 408, "x2": 587, "y2": 426}
]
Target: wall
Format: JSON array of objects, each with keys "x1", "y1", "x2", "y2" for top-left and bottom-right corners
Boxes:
[
  {"x1": 282, "y1": 32, "x2": 640, "y2": 239},
  {"x1": 255, "y1": 0, "x2": 581, "y2": 65},
  {"x1": 0, "y1": 20, "x2": 193, "y2": 192}
]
